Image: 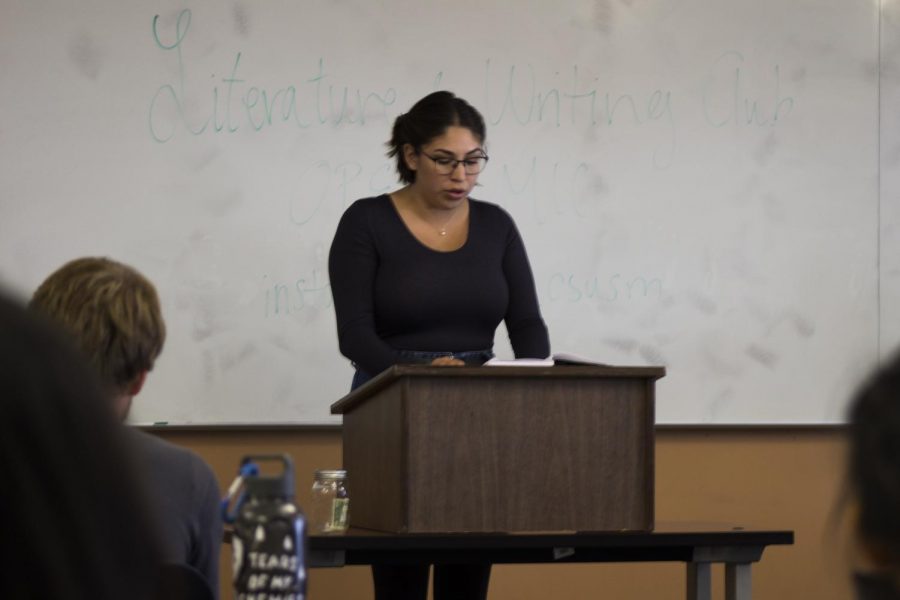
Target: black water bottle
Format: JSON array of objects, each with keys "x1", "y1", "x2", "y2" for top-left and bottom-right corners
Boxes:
[{"x1": 232, "y1": 454, "x2": 307, "y2": 600}]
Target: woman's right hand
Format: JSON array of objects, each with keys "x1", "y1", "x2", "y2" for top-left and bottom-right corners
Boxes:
[{"x1": 430, "y1": 356, "x2": 465, "y2": 366}]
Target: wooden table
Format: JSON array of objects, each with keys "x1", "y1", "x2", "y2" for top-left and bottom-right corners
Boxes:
[{"x1": 308, "y1": 522, "x2": 794, "y2": 600}]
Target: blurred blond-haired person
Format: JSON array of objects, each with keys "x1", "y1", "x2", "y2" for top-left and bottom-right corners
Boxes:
[{"x1": 30, "y1": 257, "x2": 222, "y2": 598}]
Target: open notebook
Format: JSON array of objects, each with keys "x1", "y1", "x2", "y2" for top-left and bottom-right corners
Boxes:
[{"x1": 484, "y1": 353, "x2": 611, "y2": 367}]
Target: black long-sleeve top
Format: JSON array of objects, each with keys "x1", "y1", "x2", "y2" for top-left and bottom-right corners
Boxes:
[{"x1": 328, "y1": 194, "x2": 550, "y2": 376}]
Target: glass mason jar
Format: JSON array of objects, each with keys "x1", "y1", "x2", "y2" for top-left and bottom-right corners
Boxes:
[{"x1": 310, "y1": 469, "x2": 349, "y2": 534}]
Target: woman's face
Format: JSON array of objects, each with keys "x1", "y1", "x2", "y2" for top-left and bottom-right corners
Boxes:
[{"x1": 404, "y1": 125, "x2": 486, "y2": 209}]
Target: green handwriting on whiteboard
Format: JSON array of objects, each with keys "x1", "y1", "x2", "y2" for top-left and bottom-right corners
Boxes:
[
  {"x1": 702, "y1": 51, "x2": 794, "y2": 127},
  {"x1": 148, "y1": 9, "x2": 398, "y2": 142},
  {"x1": 146, "y1": 9, "x2": 797, "y2": 160},
  {"x1": 548, "y1": 272, "x2": 664, "y2": 303}
]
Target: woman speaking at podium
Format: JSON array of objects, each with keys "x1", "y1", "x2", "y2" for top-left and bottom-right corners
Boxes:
[{"x1": 328, "y1": 91, "x2": 550, "y2": 600}]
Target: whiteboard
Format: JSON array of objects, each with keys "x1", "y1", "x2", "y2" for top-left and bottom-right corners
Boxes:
[
  {"x1": 882, "y1": 0, "x2": 900, "y2": 362},
  {"x1": 0, "y1": 0, "x2": 886, "y2": 424}
]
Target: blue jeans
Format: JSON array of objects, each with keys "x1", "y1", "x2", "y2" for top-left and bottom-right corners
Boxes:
[{"x1": 351, "y1": 348, "x2": 494, "y2": 391}]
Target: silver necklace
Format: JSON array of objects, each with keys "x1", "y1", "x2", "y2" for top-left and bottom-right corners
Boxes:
[{"x1": 436, "y1": 208, "x2": 461, "y2": 236}]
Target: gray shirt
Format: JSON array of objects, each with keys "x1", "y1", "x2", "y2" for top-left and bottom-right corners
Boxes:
[{"x1": 127, "y1": 428, "x2": 222, "y2": 598}]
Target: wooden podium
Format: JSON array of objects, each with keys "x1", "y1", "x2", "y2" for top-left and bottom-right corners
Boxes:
[{"x1": 331, "y1": 365, "x2": 664, "y2": 534}]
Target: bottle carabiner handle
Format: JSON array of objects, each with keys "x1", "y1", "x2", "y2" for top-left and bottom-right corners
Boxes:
[{"x1": 220, "y1": 460, "x2": 259, "y2": 524}]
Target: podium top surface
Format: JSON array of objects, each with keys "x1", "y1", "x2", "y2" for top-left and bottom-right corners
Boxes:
[{"x1": 331, "y1": 364, "x2": 666, "y2": 415}]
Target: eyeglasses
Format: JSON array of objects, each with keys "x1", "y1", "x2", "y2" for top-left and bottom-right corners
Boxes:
[{"x1": 422, "y1": 153, "x2": 489, "y2": 176}]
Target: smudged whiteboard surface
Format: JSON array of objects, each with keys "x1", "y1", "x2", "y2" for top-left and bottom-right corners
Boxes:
[
  {"x1": 882, "y1": 1, "x2": 900, "y2": 363},
  {"x1": 0, "y1": 0, "x2": 884, "y2": 424}
]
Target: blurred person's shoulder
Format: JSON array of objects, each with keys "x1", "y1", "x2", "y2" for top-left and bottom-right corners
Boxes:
[{"x1": 125, "y1": 427, "x2": 219, "y2": 493}]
